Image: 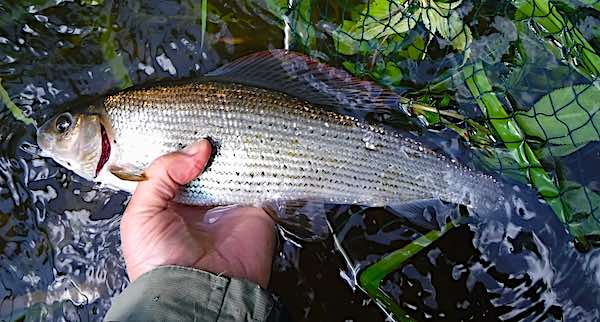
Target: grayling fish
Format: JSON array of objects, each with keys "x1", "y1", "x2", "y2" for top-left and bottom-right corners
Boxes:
[{"x1": 36, "y1": 50, "x2": 501, "y2": 218}]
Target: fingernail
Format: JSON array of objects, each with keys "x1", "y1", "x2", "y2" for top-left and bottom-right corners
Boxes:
[{"x1": 182, "y1": 139, "x2": 210, "y2": 156}]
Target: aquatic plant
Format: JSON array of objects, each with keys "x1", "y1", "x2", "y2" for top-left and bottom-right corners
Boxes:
[{"x1": 331, "y1": 0, "x2": 472, "y2": 59}]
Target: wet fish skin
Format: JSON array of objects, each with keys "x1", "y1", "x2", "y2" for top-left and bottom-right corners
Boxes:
[
  {"x1": 103, "y1": 80, "x2": 499, "y2": 209},
  {"x1": 36, "y1": 50, "x2": 502, "y2": 213}
]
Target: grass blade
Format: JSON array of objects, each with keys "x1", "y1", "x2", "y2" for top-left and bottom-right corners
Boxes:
[
  {"x1": 359, "y1": 221, "x2": 455, "y2": 322},
  {"x1": 0, "y1": 78, "x2": 34, "y2": 126},
  {"x1": 200, "y1": 0, "x2": 208, "y2": 52}
]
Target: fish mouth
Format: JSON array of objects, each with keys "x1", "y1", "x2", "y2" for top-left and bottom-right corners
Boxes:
[{"x1": 96, "y1": 124, "x2": 111, "y2": 176}]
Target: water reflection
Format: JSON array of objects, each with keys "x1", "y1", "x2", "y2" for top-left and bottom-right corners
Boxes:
[
  {"x1": 0, "y1": 122, "x2": 129, "y2": 320},
  {"x1": 1, "y1": 0, "x2": 599, "y2": 321}
]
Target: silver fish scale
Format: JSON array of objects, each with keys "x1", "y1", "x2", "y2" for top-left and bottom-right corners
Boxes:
[{"x1": 104, "y1": 81, "x2": 499, "y2": 208}]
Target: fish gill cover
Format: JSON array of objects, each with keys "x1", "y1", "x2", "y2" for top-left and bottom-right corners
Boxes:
[{"x1": 0, "y1": 0, "x2": 600, "y2": 321}]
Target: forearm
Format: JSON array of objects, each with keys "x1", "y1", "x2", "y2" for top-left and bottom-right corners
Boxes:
[{"x1": 104, "y1": 266, "x2": 286, "y2": 322}]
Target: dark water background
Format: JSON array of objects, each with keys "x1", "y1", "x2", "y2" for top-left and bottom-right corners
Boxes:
[{"x1": 1, "y1": 0, "x2": 600, "y2": 321}]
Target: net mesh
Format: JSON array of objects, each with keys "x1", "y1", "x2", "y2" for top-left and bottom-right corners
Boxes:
[{"x1": 273, "y1": 0, "x2": 600, "y2": 241}]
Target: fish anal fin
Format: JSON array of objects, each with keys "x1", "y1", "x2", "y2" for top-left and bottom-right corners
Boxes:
[
  {"x1": 386, "y1": 199, "x2": 458, "y2": 230},
  {"x1": 262, "y1": 199, "x2": 331, "y2": 242}
]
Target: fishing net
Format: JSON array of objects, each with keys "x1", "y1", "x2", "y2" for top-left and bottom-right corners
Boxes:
[{"x1": 271, "y1": 0, "x2": 600, "y2": 243}]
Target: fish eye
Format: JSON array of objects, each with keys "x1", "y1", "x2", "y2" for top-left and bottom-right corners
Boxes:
[{"x1": 55, "y1": 113, "x2": 73, "y2": 134}]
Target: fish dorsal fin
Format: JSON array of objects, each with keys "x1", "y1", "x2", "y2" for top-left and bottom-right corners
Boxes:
[{"x1": 206, "y1": 50, "x2": 404, "y2": 121}]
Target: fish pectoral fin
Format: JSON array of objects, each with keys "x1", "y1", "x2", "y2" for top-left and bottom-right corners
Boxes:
[
  {"x1": 262, "y1": 199, "x2": 332, "y2": 242},
  {"x1": 109, "y1": 164, "x2": 148, "y2": 181}
]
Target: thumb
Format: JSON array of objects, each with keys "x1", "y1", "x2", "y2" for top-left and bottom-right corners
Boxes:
[{"x1": 126, "y1": 139, "x2": 212, "y2": 214}]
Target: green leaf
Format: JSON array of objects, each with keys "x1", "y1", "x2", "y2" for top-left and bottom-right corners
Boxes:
[
  {"x1": 264, "y1": 0, "x2": 316, "y2": 50},
  {"x1": 264, "y1": 0, "x2": 287, "y2": 18},
  {"x1": 421, "y1": 6, "x2": 440, "y2": 34},
  {"x1": 398, "y1": 33, "x2": 426, "y2": 60},
  {"x1": 80, "y1": 0, "x2": 103, "y2": 5},
  {"x1": 561, "y1": 181, "x2": 600, "y2": 217},
  {"x1": 333, "y1": 0, "x2": 416, "y2": 56},
  {"x1": 342, "y1": 61, "x2": 358, "y2": 74},
  {"x1": 332, "y1": 0, "x2": 471, "y2": 60},
  {"x1": 421, "y1": 110, "x2": 441, "y2": 124},
  {"x1": 380, "y1": 33, "x2": 407, "y2": 56},
  {"x1": 535, "y1": 143, "x2": 589, "y2": 159},
  {"x1": 465, "y1": 119, "x2": 495, "y2": 146},
  {"x1": 379, "y1": 61, "x2": 404, "y2": 86},
  {"x1": 333, "y1": 21, "x2": 362, "y2": 55},
  {"x1": 569, "y1": 218, "x2": 600, "y2": 240},
  {"x1": 448, "y1": 14, "x2": 472, "y2": 53},
  {"x1": 560, "y1": 181, "x2": 600, "y2": 236},
  {"x1": 353, "y1": 0, "x2": 409, "y2": 28},
  {"x1": 437, "y1": 0, "x2": 463, "y2": 10},
  {"x1": 355, "y1": 9, "x2": 417, "y2": 40},
  {"x1": 579, "y1": 0, "x2": 600, "y2": 12},
  {"x1": 342, "y1": 0, "x2": 415, "y2": 41},
  {"x1": 515, "y1": 84, "x2": 600, "y2": 146},
  {"x1": 440, "y1": 94, "x2": 451, "y2": 107},
  {"x1": 293, "y1": 0, "x2": 316, "y2": 48},
  {"x1": 364, "y1": 0, "x2": 406, "y2": 20},
  {"x1": 342, "y1": 60, "x2": 370, "y2": 78},
  {"x1": 553, "y1": 0, "x2": 600, "y2": 12},
  {"x1": 421, "y1": 1, "x2": 472, "y2": 57},
  {"x1": 513, "y1": 0, "x2": 550, "y2": 20}
]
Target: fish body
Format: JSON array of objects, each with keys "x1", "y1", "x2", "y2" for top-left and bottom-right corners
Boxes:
[{"x1": 37, "y1": 50, "x2": 501, "y2": 211}]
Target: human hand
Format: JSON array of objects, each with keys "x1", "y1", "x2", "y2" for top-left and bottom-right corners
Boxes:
[{"x1": 120, "y1": 140, "x2": 276, "y2": 288}]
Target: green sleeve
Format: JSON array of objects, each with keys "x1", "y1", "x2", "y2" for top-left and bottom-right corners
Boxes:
[{"x1": 104, "y1": 265, "x2": 288, "y2": 322}]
